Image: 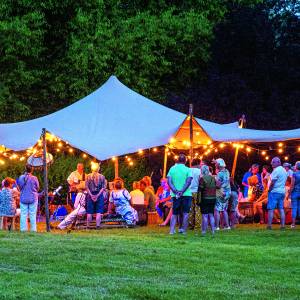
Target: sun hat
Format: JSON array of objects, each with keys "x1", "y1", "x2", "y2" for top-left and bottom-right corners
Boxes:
[{"x1": 215, "y1": 158, "x2": 226, "y2": 167}]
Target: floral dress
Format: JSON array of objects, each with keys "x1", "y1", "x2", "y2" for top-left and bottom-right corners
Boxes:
[
  {"x1": 109, "y1": 189, "x2": 138, "y2": 225},
  {"x1": 0, "y1": 188, "x2": 17, "y2": 217}
]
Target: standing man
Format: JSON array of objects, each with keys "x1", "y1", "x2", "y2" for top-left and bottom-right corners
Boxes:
[
  {"x1": 242, "y1": 167, "x2": 252, "y2": 198},
  {"x1": 18, "y1": 164, "x2": 40, "y2": 232},
  {"x1": 67, "y1": 163, "x2": 86, "y2": 206},
  {"x1": 86, "y1": 162, "x2": 106, "y2": 229},
  {"x1": 167, "y1": 153, "x2": 193, "y2": 235},
  {"x1": 214, "y1": 158, "x2": 231, "y2": 230},
  {"x1": 267, "y1": 157, "x2": 288, "y2": 230}
]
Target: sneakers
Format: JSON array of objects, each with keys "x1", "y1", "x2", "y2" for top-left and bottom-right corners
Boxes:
[
  {"x1": 291, "y1": 224, "x2": 296, "y2": 229},
  {"x1": 223, "y1": 226, "x2": 231, "y2": 230},
  {"x1": 215, "y1": 227, "x2": 220, "y2": 231},
  {"x1": 178, "y1": 228, "x2": 184, "y2": 233}
]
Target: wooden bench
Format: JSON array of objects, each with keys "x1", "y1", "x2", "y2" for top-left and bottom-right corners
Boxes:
[{"x1": 74, "y1": 214, "x2": 128, "y2": 229}]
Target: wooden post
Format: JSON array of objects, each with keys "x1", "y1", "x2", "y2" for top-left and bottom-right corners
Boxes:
[
  {"x1": 231, "y1": 115, "x2": 246, "y2": 178},
  {"x1": 42, "y1": 128, "x2": 50, "y2": 232},
  {"x1": 114, "y1": 157, "x2": 119, "y2": 179},
  {"x1": 163, "y1": 146, "x2": 168, "y2": 178},
  {"x1": 189, "y1": 104, "x2": 194, "y2": 167}
]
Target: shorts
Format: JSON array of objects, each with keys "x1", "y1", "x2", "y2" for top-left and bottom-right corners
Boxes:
[
  {"x1": 228, "y1": 191, "x2": 238, "y2": 212},
  {"x1": 172, "y1": 196, "x2": 192, "y2": 215},
  {"x1": 215, "y1": 197, "x2": 228, "y2": 212},
  {"x1": 267, "y1": 192, "x2": 285, "y2": 210},
  {"x1": 200, "y1": 198, "x2": 216, "y2": 214},
  {"x1": 86, "y1": 193, "x2": 104, "y2": 214}
]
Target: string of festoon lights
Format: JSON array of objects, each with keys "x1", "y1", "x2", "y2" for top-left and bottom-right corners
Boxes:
[{"x1": 0, "y1": 133, "x2": 299, "y2": 167}]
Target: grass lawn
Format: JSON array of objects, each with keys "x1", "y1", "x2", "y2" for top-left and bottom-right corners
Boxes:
[{"x1": 0, "y1": 225, "x2": 300, "y2": 300}]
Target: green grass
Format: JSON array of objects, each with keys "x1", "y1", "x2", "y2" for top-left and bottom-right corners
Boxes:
[{"x1": 0, "y1": 225, "x2": 300, "y2": 300}]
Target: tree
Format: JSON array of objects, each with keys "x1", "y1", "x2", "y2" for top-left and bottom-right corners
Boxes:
[{"x1": 0, "y1": 0, "x2": 258, "y2": 122}]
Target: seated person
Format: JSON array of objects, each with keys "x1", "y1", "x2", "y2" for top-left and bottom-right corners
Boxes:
[
  {"x1": 247, "y1": 164, "x2": 263, "y2": 202},
  {"x1": 140, "y1": 180, "x2": 156, "y2": 212},
  {"x1": 56, "y1": 192, "x2": 86, "y2": 230},
  {"x1": 130, "y1": 181, "x2": 145, "y2": 206},
  {"x1": 155, "y1": 178, "x2": 171, "y2": 218},
  {"x1": 142, "y1": 176, "x2": 155, "y2": 193},
  {"x1": 108, "y1": 178, "x2": 138, "y2": 226},
  {"x1": 0, "y1": 178, "x2": 20, "y2": 230},
  {"x1": 155, "y1": 178, "x2": 172, "y2": 226},
  {"x1": 67, "y1": 163, "x2": 86, "y2": 207}
]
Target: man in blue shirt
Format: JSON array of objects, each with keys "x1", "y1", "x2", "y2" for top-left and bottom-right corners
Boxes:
[{"x1": 242, "y1": 168, "x2": 252, "y2": 198}]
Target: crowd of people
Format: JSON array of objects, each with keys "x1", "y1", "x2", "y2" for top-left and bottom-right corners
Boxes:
[
  {"x1": 163, "y1": 154, "x2": 300, "y2": 235},
  {"x1": 0, "y1": 155, "x2": 299, "y2": 234}
]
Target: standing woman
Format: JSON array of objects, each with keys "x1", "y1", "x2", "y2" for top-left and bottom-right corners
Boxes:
[
  {"x1": 198, "y1": 165, "x2": 216, "y2": 235},
  {"x1": 289, "y1": 161, "x2": 300, "y2": 228},
  {"x1": 85, "y1": 162, "x2": 106, "y2": 229},
  {"x1": 18, "y1": 164, "x2": 40, "y2": 232}
]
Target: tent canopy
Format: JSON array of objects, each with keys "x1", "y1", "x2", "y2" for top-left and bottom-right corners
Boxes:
[{"x1": 0, "y1": 76, "x2": 299, "y2": 160}]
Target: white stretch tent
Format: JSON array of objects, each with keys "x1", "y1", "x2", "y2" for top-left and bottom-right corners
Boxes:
[{"x1": 0, "y1": 76, "x2": 299, "y2": 160}]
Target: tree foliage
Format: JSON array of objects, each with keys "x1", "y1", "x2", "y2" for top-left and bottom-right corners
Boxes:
[{"x1": 0, "y1": 0, "x2": 298, "y2": 131}]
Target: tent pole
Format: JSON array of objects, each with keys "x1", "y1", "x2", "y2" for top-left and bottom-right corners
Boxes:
[
  {"x1": 189, "y1": 104, "x2": 194, "y2": 167},
  {"x1": 42, "y1": 128, "x2": 50, "y2": 232},
  {"x1": 163, "y1": 146, "x2": 168, "y2": 178},
  {"x1": 114, "y1": 157, "x2": 119, "y2": 179},
  {"x1": 231, "y1": 115, "x2": 246, "y2": 179}
]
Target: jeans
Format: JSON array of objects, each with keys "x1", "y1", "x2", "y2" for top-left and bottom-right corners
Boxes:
[
  {"x1": 20, "y1": 202, "x2": 38, "y2": 232},
  {"x1": 291, "y1": 192, "x2": 300, "y2": 219}
]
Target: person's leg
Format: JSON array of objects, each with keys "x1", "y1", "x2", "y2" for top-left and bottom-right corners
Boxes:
[
  {"x1": 28, "y1": 202, "x2": 38, "y2": 232},
  {"x1": 297, "y1": 198, "x2": 300, "y2": 222},
  {"x1": 20, "y1": 203, "x2": 29, "y2": 231},
  {"x1": 182, "y1": 197, "x2": 192, "y2": 233},
  {"x1": 291, "y1": 193, "x2": 298, "y2": 227},
  {"x1": 169, "y1": 197, "x2": 178, "y2": 234},
  {"x1": 223, "y1": 209, "x2": 230, "y2": 229},
  {"x1": 87, "y1": 214, "x2": 93, "y2": 228},
  {"x1": 169, "y1": 214, "x2": 177, "y2": 234},
  {"x1": 86, "y1": 196, "x2": 94, "y2": 228},
  {"x1": 201, "y1": 214, "x2": 208, "y2": 235},
  {"x1": 214, "y1": 210, "x2": 220, "y2": 229},
  {"x1": 96, "y1": 213, "x2": 102, "y2": 228},
  {"x1": 161, "y1": 208, "x2": 172, "y2": 226},
  {"x1": 257, "y1": 206, "x2": 265, "y2": 224},
  {"x1": 267, "y1": 210, "x2": 274, "y2": 228},
  {"x1": 230, "y1": 211, "x2": 236, "y2": 228},
  {"x1": 279, "y1": 209, "x2": 285, "y2": 228},
  {"x1": 277, "y1": 193, "x2": 285, "y2": 228},
  {"x1": 209, "y1": 213, "x2": 215, "y2": 234},
  {"x1": 182, "y1": 213, "x2": 189, "y2": 233},
  {"x1": 267, "y1": 192, "x2": 274, "y2": 229},
  {"x1": 58, "y1": 209, "x2": 78, "y2": 229}
]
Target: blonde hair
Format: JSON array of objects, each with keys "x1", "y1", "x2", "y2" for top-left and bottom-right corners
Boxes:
[
  {"x1": 142, "y1": 176, "x2": 152, "y2": 186},
  {"x1": 91, "y1": 161, "x2": 100, "y2": 172},
  {"x1": 201, "y1": 165, "x2": 210, "y2": 176}
]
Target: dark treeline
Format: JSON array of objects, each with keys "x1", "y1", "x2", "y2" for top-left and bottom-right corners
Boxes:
[{"x1": 0, "y1": 0, "x2": 299, "y2": 129}]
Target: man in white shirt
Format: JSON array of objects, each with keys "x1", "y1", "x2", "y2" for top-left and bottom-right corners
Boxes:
[
  {"x1": 67, "y1": 163, "x2": 86, "y2": 206},
  {"x1": 267, "y1": 157, "x2": 288, "y2": 229}
]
